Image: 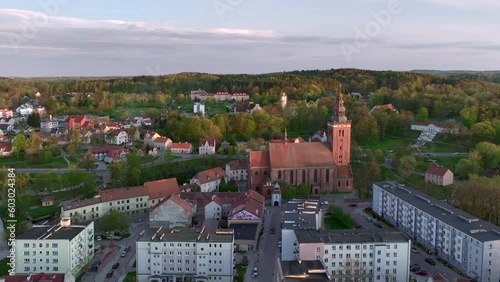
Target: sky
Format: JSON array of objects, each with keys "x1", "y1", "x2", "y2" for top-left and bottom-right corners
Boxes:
[{"x1": 0, "y1": 0, "x2": 499, "y2": 77}]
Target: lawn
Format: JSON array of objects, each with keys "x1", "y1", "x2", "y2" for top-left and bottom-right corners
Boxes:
[
  {"x1": 362, "y1": 136, "x2": 404, "y2": 151},
  {"x1": 123, "y1": 271, "x2": 137, "y2": 282},
  {"x1": 325, "y1": 216, "x2": 351, "y2": 229},
  {"x1": 27, "y1": 205, "x2": 61, "y2": 219},
  {"x1": 235, "y1": 264, "x2": 246, "y2": 282},
  {"x1": 0, "y1": 156, "x2": 68, "y2": 168},
  {"x1": 53, "y1": 186, "x2": 95, "y2": 201}
]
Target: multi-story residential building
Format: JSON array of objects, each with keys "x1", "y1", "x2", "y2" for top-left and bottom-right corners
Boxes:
[
  {"x1": 16, "y1": 103, "x2": 34, "y2": 116},
  {"x1": 225, "y1": 160, "x2": 249, "y2": 181},
  {"x1": 107, "y1": 129, "x2": 129, "y2": 145},
  {"x1": 281, "y1": 198, "x2": 324, "y2": 231},
  {"x1": 136, "y1": 226, "x2": 235, "y2": 282},
  {"x1": 190, "y1": 89, "x2": 249, "y2": 101},
  {"x1": 282, "y1": 229, "x2": 411, "y2": 282},
  {"x1": 190, "y1": 167, "x2": 228, "y2": 192},
  {"x1": 425, "y1": 166, "x2": 454, "y2": 186},
  {"x1": 61, "y1": 178, "x2": 180, "y2": 220},
  {"x1": 15, "y1": 218, "x2": 94, "y2": 276},
  {"x1": 0, "y1": 109, "x2": 13, "y2": 118},
  {"x1": 199, "y1": 137, "x2": 216, "y2": 155},
  {"x1": 40, "y1": 115, "x2": 60, "y2": 132},
  {"x1": 180, "y1": 192, "x2": 248, "y2": 221},
  {"x1": 372, "y1": 181, "x2": 500, "y2": 282},
  {"x1": 171, "y1": 142, "x2": 193, "y2": 154}
]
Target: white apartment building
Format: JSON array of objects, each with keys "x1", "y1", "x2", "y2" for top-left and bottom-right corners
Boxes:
[
  {"x1": 136, "y1": 226, "x2": 235, "y2": 282},
  {"x1": 225, "y1": 160, "x2": 248, "y2": 181},
  {"x1": 285, "y1": 229, "x2": 411, "y2": 282},
  {"x1": 373, "y1": 181, "x2": 500, "y2": 282},
  {"x1": 15, "y1": 218, "x2": 94, "y2": 276}
]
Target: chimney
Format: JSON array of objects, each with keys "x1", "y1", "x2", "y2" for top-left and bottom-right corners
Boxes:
[{"x1": 60, "y1": 217, "x2": 71, "y2": 227}]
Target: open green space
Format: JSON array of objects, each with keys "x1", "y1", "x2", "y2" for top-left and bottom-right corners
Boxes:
[
  {"x1": 235, "y1": 264, "x2": 246, "y2": 282},
  {"x1": 325, "y1": 206, "x2": 356, "y2": 229},
  {"x1": 0, "y1": 259, "x2": 10, "y2": 276},
  {"x1": 27, "y1": 205, "x2": 61, "y2": 219},
  {"x1": 0, "y1": 156, "x2": 68, "y2": 168},
  {"x1": 123, "y1": 271, "x2": 137, "y2": 282},
  {"x1": 325, "y1": 216, "x2": 351, "y2": 229}
]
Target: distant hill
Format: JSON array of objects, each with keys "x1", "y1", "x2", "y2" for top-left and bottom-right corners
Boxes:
[{"x1": 411, "y1": 70, "x2": 500, "y2": 84}]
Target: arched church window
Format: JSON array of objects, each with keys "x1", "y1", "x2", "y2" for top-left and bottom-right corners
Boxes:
[{"x1": 278, "y1": 171, "x2": 282, "y2": 179}]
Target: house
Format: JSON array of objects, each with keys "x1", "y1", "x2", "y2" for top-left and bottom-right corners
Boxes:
[
  {"x1": 58, "y1": 136, "x2": 71, "y2": 146},
  {"x1": 231, "y1": 93, "x2": 249, "y2": 101},
  {"x1": 0, "y1": 117, "x2": 15, "y2": 126},
  {"x1": 0, "y1": 124, "x2": 13, "y2": 133},
  {"x1": 193, "y1": 102, "x2": 205, "y2": 116},
  {"x1": 180, "y1": 192, "x2": 247, "y2": 221},
  {"x1": 103, "y1": 148, "x2": 129, "y2": 163},
  {"x1": 310, "y1": 130, "x2": 327, "y2": 142},
  {"x1": 225, "y1": 160, "x2": 249, "y2": 181},
  {"x1": 190, "y1": 167, "x2": 228, "y2": 192},
  {"x1": 88, "y1": 146, "x2": 125, "y2": 161},
  {"x1": 144, "y1": 131, "x2": 160, "y2": 147},
  {"x1": 16, "y1": 103, "x2": 33, "y2": 116},
  {"x1": 33, "y1": 132, "x2": 49, "y2": 143},
  {"x1": 411, "y1": 121, "x2": 459, "y2": 134},
  {"x1": 65, "y1": 115, "x2": 94, "y2": 131},
  {"x1": 144, "y1": 178, "x2": 181, "y2": 207},
  {"x1": 153, "y1": 137, "x2": 172, "y2": 151},
  {"x1": 0, "y1": 143, "x2": 13, "y2": 156},
  {"x1": 149, "y1": 195, "x2": 195, "y2": 228},
  {"x1": 0, "y1": 109, "x2": 13, "y2": 118},
  {"x1": 41, "y1": 116, "x2": 60, "y2": 132},
  {"x1": 227, "y1": 190, "x2": 265, "y2": 224},
  {"x1": 199, "y1": 137, "x2": 216, "y2": 155},
  {"x1": 170, "y1": 142, "x2": 193, "y2": 154},
  {"x1": 246, "y1": 102, "x2": 262, "y2": 114},
  {"x1": 368, "y1": 103, "x2": 399, "y2": 114},
  {"x1": 41, "y1": 195, "x2": 55, "y2": 207},
  {"x1": 425, "y1": 166, "x2": 454, "y2": 186},
  {"x1": 107, "y1": 129, "x2": 128, "y2": 145}
]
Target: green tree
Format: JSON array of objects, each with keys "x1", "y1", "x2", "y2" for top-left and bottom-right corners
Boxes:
[
  {"x1": 475, "y1": 142, "x2": 500, "y2": 170},
  {"x1": 95, "y1": 210, "x2": 129, "y2": 232},
  {"x1": 399, "y1": 155, "x2": 416, "y2": 178},
  {"x1": 459, "y1": 106, "x2": 478, "y2": 128},
  {"x1": 125, "y1": 152, "x2": 143, "y2": 186},
  {"x1": 455, "y1": 152, "x2": 483, "y2": 179},
  {"x1": 11, "y1": 134, "x2": 27, "y2": 158},
  {"x1": 82, "y1": 173, "x2": 97, "y2": 198},
  {"x1": 36, "y1": 146, "x2": 53, "y2": 164},
  {"x1": 415, "y1": 107, "x2": 429, "y2": 122},
  {"x1": 27, "y1": 112, "x2": 41, "y2": 127},
  {"x1": 81, "y1": 152, "x2": 97, "y2": 171},
  {"x1": 470, "y1": 121, "x2": 496, "y2": 143},
  {"x1": 295, "y1": 183, "x2": 309, "y2": 197},
  {"x1": 281, "y1": 184, "x2": 296, "y2": 201}
]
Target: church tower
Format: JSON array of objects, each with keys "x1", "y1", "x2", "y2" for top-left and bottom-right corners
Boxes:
[{"x1": 328, "y1": 86, "x2": 351, "y2": 165}]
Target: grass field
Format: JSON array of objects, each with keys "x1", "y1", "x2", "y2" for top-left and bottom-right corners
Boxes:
[
  {"x1": 0, "y1": 156, "x2": 68, "y2": 168},
  {"x1": 325, "y1": 216, "x2": 351, "y2": 229},
  {"x1": 123, "y1": 271, "x2": 137, "y2": 282},
  {"x1": 363, "y1": 137, "x2": 404, "y2": 151},
  {"x1": 235, "y1": 264, "x2": 246, "y2": 282},
  {"x1": 27, "y1": 205, "x2": 61, "y2": 218}
]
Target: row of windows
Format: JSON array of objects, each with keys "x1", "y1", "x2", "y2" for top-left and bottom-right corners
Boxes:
[
  {"x1": 23, "y1": 243, "x2": 58, "y2": 248},
  {"x1": 25, "y1": 267, "x2": 58, "y2": 272},
  {"x1": 24, "y1": 258, "x2": 58, "y2": 263}
]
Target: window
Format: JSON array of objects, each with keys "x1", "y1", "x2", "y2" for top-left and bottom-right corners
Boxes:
[
  {"x1": 53, "y1": 259, "x2": 58, "y2": 263},
  {"x1": 302, "y1": 170, "x2": 306, "y2": 182},
  {"x1": 278, "y1": 171, "x2": 282, "y2": 179},
  {"x1": 52, "y1": 251, "x2": 58, "y2": 255},
  {"x1": 314, "y1": 169, "x2": 318, "y2": 182},
  {"x1": 326, "y1": 169, "x2": 329, "y2": 182},
  {"x1": 290, "y1": 170, "x2": 294, "y2": 183}
]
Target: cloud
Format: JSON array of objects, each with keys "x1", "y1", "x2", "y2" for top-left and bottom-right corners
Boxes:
[{"x1": 420, "y1": 0, "x2": 500, "y2": 8}]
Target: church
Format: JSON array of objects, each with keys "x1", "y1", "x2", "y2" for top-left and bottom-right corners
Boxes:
[{"x1": 248, "y1": 90, "x2": 353, "y2": 197}]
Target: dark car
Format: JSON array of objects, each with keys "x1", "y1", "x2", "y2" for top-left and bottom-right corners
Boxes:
[
  {"x1": 348, "y1": 203, "x2": 358, "y2": 207},
  {"x1": 270, "y1": 227, "x2": 275, "y2": 234},
  {"x1": 374, "y1": 222, "x2": 383, "y2": 228},
  {"x1": 425, "y1": 258, "x2": 436, "y2": 265},
  {"x1": 410, "y1": 264, "x2": 420, "y2": 272},
  {"x1": 106, "y1": 271, "x2": 114, "y2": 278},
  {"x1": 124, "y1": 246, "x2": 131, "y2": 252},
  {"x1": 355, "y1": 223, "x2": 363, "y2": 229},
  {"x1": 112, "y1": 263, "x2": 120, "y2": 269},
  {"x1": 416, "y1": 269, "x2": 428, "y2": 276},
  {"x1": 242, "y1": 255, "x2": 248, "y2": 266}
]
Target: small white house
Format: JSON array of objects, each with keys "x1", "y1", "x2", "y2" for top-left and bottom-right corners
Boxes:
[
  {"x1": 199, "y1": 137, "x2": 216, "y2": 155},
  {"x1": 190, "y1": 167, "x2": 228, "y2": 192}
]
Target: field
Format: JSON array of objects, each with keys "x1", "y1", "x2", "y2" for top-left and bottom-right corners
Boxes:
[{"x1": 0, "y1": 156, "x2": 68, "y2": 168}]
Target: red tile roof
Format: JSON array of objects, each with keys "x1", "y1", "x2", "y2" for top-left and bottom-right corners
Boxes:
[
  {"x1": 375, "y1": 103, "x2": 395, "y2": 110},
  {"x1": 0, "y1": 143, "x2": 13, "y2": 152},
  {"x1": 146, "y1": 131, "x2": 158, "y2": 138},
  {"x1": 144, "y1": 178, "x2": 180, "y2": 200},
  {"x1": 180, "y1": 192, "x2": 246, "y2": 208},
  {"x1": 431, "y1": 272, "x2": 449, "y2": 282},
  {"x1": 99, "y1": 186, "x2": 147, "y2": 202},
  {"x1": 226, "y1": 160, "x2": 249, "y2": 170},
  {"x1": 229, "y1": 193, "x2": 265, "y2": 219},
  {"x1": 199, "y1": 137, "x2": 216, "y2": 147},
  {"x1": 66, "y1": 115, "x2": 86, "y2": 123},
  {"x1": 153, "y1": 137, "x2": 171, "y2": 144},
  {"x1": 63, "y1": 197, "x2": 102, "y2": 211},
  {"x1": 88, "y1": 146, "x2": 123, "y2": 154},
  {"x1": 171, "y1": 142, "x2": 192, "y2": 150},
  {"x1": 1, "y1": 273, "x2": 66, "y2": 282},
  {"x1": 268, "y1": 142, "x2": 334, "y2": 169},
  {"x1": 249, "y1": 151, "x2": 270, "y2": 168},
  {"x1": 426, "y1": 166, "x2": 451, "y2": 176},
  {"x1": 150, "y1": 194, "x2": 194, "y2": 213},
  {"x1": 193, "y1": 167, "x2": 227, "y2": 185}
]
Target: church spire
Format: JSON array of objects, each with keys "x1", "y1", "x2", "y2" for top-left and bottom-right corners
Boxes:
[{"x1": 332, "y1": 84, "x2": 347, "y2": 122}]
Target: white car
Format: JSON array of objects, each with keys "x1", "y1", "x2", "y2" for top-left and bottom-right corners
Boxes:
[
  {"x1": 411, "y1": 247, "x2": 419, "y2": 253},
  {"x1": 252, "y1": 267, "x2": 258, "y2": 277},
  {"x1": 121, "y1": 251, "x2": 127, "y2": 257}
]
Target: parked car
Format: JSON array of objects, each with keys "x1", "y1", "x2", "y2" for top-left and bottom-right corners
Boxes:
[
  {"x1": 374, "y1": 222, "x2": 383, "y2": 228},
  {"x1": 121, "y1": 251, "x2": 127, "y2": 257},
  {"x1": 411, "y1": 247, "x2": 419, "y2": 253},
  {"x1": 425, "y1": 258, "x2": 436, "y2": 265},
  {"x1": 321, "y1": 201, "x2": 329, "y2": 205},
  {"x1": 355, "y1": 223, "x2": 363, "y2": 229},
  {"x1": 112, "y1": 263, "x2": 120, "y2": 269},
  {"x1": 410, "y1": 264, "x2": 420, "y2": 272},
  {"x1": 270, "y1": 227, "x2": 275, "y2": 234},
  {"x1": 106, "y1": 271, "x2": 114, "y2": 278},
  {"x1": 365, "y1": 217, "x2": 373, "y2": 222},
  {"x1": 96, "y1": 235, "x2": 102, "y2": 241},
  {"x1": 124, "y1": 246, "x2": 131, "y2": 252},
  {"x1": 416, "y1": 269, "x2": 428, "y2": 276},
  {"x1": 348, "y1": 203, "x2": 358, "y2": 207},
  {"x1": 252, "y1": 267, "x2": 258, "y2": 278}
]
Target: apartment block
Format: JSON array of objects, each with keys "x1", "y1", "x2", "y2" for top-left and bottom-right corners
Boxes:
[
  {"x1": 15, "y1": 218, "x2": 94, "y2": 276},
  {"x1": 372, "y1": 181, "x2": 500, "y2": 282},
  {"x1": 284, "y1": 229, "x2": 410, "y2": 282},
  {"x1": 136, "y1": 226, "x2": 235, "y2": 282}
]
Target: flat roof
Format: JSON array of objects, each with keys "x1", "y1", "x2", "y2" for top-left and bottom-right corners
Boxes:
[
  {"x1": 295, "y1": 229, "x2": 409, "y2": 244},
  {"x1": 230, "y1": 223, "x2": 259, "y2": 240},
  {"x1": 280, "y1": 260, "x2": 330, "y2": 282},
  {"x1": 374, "y1": 181, "x2": 500, "y2": 242},
  {"x1": 17, "y1": 224, "x2": 88, "y2": 241},
  {"x1": 282, "y1": 198, "x2": 321, "y2": 230},
  {"x1": 138, "y1": 226, "x2": 234, "y2": 243}
]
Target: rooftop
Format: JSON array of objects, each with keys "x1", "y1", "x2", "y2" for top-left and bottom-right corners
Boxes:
[
  {"x1": 99, "y1": 185, "x2": 147, "y2": 202},
  {"x1": 0, "y1": 273, "x2": 67, "y2": 282},
  {"x1": 192, "y1": 167, "x2": 227, "y2": 185},
  {"x1": 374, "y1": 181, "x2": 500, "y2": 242},
  {"x1": 63, "y1": 197, "x2": 101, "y2": 211},
  {"x1": 138, "y1": 226, "x2": 234, "y2": 243},
  {"x1": 279, "y1": 260, "x2": 330, "y2": 282},
  {"x1": 230, "y1": 223, "x2": 259, "y2": 240},
  {"x1": 282, "y1": 198, "x2": 322, "y2": 230},
  {"x1": 17, "y1": 221, "x2": 90, "y2": 241},
  {"x1": 144, "y1": 178, "x2": 180, "y2": 200},
  {"x1": 295, "y1": 229, "x2": 409, "y2": 244},
  {"x1": 426, "y1": 166, "x2": 451, "y2": 176}
]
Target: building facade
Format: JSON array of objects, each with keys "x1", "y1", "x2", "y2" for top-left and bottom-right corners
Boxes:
[
  {"x1": 225, "y1": 160, "x2": 249, "y2": 181},
  {"x1": 425, "y1": 166, "x2": 454, "y2": 186},
  {"x1": 190, "y1": 167, "x2": 228, "y2": 192},
  {"x1": 136, "y1": 227, "x2": 235, "y2": 282},
  {"x1": 283, "y1": 229, "x2": 411, "y2": 282},
  {"x1": 15, "y1": 218, "x2": 94, "y2": 276},
  {"x1": 171, "y1": 142, "x2": 193, "y2": 154},
  {"x1": 199, "y1": 137, "x2": 216, "y2": 155},
  {"x1": 372, "y1": 181, "x2": 500, "y2": 282},
  {"x1": 248, "y1": 90, "x2": 353, "y2": 196}
]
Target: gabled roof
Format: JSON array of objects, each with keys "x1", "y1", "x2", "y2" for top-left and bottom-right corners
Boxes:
[
  {"x1": 431, "y1": 272, "x2": 449, "y2": 282},
  {"x1": 66, "y1": 115, "x2": 87, "y2": 123},
  {"x1": 192, "y1": 167, "x2": 227, "y2": 185},
  {"x1": 171, "y1": 142, "x2": 192, "y2": 150},
  {"x1": 99, "y1": 186, "x2": 147, "y2": 202},
  {"x1": 269, "y1": 142, "x2": 334, "y2": 169},
  {"x1": 63, "y1": 197, "x2": 102, "y2": 211},
  {"x1": 228, "y1": 194, "x2": 264, "y2": 219},
  {"x1": 249, "y1": 151, "x2": 270, "y2": 168},
  {"x1": 153, "y1": 137, "x2": 172, "y2": 144},
  {"x1": 0, "y1": 143, "x2": 13, "y2": 152},
  {"x1": 180, "y1": 192, "x2": 245, "y2": 207},
  {"x1": 145, "y1": 131, "x2": 158, "y2": 138},
  {"x1": 226, "y1": 160, "x2": 249, "y2": 170},
  {"x1": 144, "y1": 178, "x2": 180, "y2": 200},
  {"x1": 150, "y1": 194, "x2": 194, "y2": 213},
  {"x1": 199, "y1": 137, "x2": 216, "y2": 147},
  {"x1": 426, "y1": 166, "x2": 451, "y2": 176}
]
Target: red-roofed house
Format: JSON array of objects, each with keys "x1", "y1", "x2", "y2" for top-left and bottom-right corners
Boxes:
[
  {"x1": 103, "y1": 148, "x2": 129, "y2": 163},
  {"x1": 171, "y1": 142, "x2": 193, "y2": 154},
  {"x1": 0, "y1": 143, "x2": 13, "y2": 156},
  {"x1": 369, "y1": 103, "x2": 398, "y2": 114},
  {"x1": 225, "y1": 160, "x2": 249, "y2": 181},
  {"x1": 144, "y1": 178, "x2": 180, "y2": 206},
  {"x1": 0, "y1": 109, "x2": 13, "y2": 118},
  {"x1": 149, "y1": 195, "x2": 195, "y2": 227},
  {"x1": 153, "y1": 137, "x2": 172, "y2": 151},
  {"x1": 425, "y1": 166, "x2": 454, "y2": 186},
  {"x1": 144, "y1": 131, "x2": 160, "y2": 146},
  {"x1": 66, "y1": 115, "x2": 94, "y2": 131},
  {"x1": 228, "y1": 190, "x2": 265, "y2": 224},
  {"x1": 190, "y1": 167, "x2": 228, "y2": 192},
  {"x1": 107, "y1": 129, "x2": 128, "y2": 145},
  {"x1": 88, "y1": 146, "x2": 124, "y2": 160},
  {"x1": 199, "y1": 137, "x2": 216, "y2": 155},
  {"x1": 0, "y1": 272, "x2": 70, "y2": 282}
]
